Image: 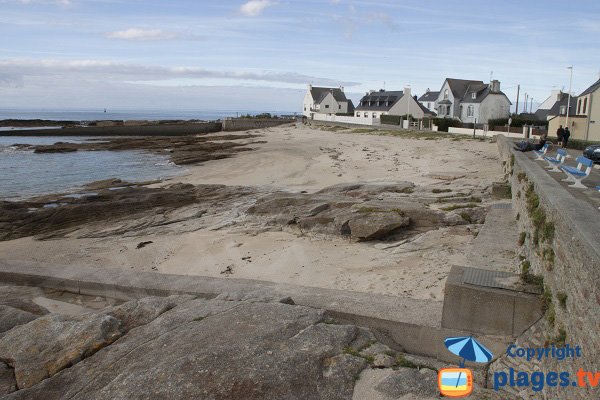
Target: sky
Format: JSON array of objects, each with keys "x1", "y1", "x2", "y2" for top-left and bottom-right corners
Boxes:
[{"x1": 1, "y1": 0, "x2": 600, "y2": 113}]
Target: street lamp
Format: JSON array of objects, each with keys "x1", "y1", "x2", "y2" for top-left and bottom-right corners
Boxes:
[{"x1": 566, "y1": 66, "x2": 573, "y2": 129}]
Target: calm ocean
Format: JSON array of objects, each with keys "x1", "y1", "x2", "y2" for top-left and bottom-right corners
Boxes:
[{"x1": 0, "y1": 136, "x2": 184, "y2": 200}]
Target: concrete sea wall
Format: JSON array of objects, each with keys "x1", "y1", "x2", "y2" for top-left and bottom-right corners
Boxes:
[
  {"x1": 222, "y1": 118, "x2": 292, "y2": 131},
  {"x1": 491, "y1": 135, "x2": 599, "y2": 399},
  {"x1": 0, "y1": 122, "x2": 223, "y2": 136}
]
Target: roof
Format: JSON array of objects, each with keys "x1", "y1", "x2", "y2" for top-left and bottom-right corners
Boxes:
[
  {"x1": 356, "y1": 90, "x2": 404, "y2": 111},
  {"x1": 415, "y1": 101, "x2": 436, "y2": 116},
  {"x1": 309, "y1": 86, "x2": 349, "y2": 104},
  {"x1": 579, "y1": 78, "x2": 600, "y2": 96},
  {"x1": 418, "y1": 91, "x2": 439, "y2": 102},
  {"x1": 547, "y1": 94, "x2": 578, "y2": 116},
  {"x1": 445, "y1": 78, "x2": 485, "y2": 99}
]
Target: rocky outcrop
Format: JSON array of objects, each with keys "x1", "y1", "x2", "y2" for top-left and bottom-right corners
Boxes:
[
  {"x1": 6, "y1": 298, "x2": 371, "y2": 399},
  {"x1": 0, "y1": 313, "x2": 121, "y2": 389},
  {"x1": 0, "y1": 306, "x2": 38, "y2": 334},
  {"x1": 248, "y1": 183, "x2": 475, "y2": 241},
  {"x1": 0, "y1": 286, "x2": 49, "y2": 316},
  {"x1": 103, "y1": 294, "x2": 195, "y2": 332}
]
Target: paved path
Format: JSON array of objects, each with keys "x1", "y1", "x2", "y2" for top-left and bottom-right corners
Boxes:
[{"x1": 466, "y1": 203, "x2": 519, "y2": 273}]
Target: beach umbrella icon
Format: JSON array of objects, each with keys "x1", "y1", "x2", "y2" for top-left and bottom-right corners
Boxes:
[
  {"x1": 444, "y1": 336, "x2": 493, "y2": 367},
  {"x1": 443, "y1": 336, "x2": 493, "y2": 391}
]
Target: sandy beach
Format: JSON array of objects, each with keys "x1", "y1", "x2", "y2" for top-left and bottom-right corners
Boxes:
[{"x1": 0, "y1": 123, "x2": 504, "y2": 300}]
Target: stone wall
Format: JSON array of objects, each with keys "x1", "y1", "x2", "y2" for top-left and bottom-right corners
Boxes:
[
  {"x1": 1, "y1": 122, "x2": 223, "y2": 137},
  {"x1": 221, "y1": 118, "x2": 293, "y2": 131},
  {"x1": 492, "y1": 135, "x2": 599, "y2": 399}
]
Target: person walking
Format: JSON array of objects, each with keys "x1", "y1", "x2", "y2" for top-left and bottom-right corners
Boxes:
[
  {"x1": 562, "y1": 127, "x2": 571, "y2": 148},
  {"x1": 556, "y1": 125, "x2": 564, "y2": 147}
]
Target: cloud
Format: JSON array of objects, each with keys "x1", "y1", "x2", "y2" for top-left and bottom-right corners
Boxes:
[
  {"x1": 11, "y1": 0, "x2": 71, "y2": 5},
  {"x1": 0, "y1": 59, "x2": 361, "y2": 87},
  {"x1": 239, "y1": 0, "x2": 275, "y2": 17},
  {"x1": 105, "y1": 28, "x2": 181, "y2": 41}
]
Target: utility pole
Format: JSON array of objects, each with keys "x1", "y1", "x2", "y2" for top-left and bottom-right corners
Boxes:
[
  {"x1": 524, "y1": 93, "x2": 528, "y2": 114},
  {"x1": 515, "y1": 84, "x2": 520, "y2": 115},
  {"x1": 566, "y1": 66, "x2": 573, "y2": 129},
  {"x1": 530, "y1": 97, "x2": 533, "y2": 113}
]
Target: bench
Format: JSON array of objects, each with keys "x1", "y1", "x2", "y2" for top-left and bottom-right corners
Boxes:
[
  {"x1": 544, "y1": 148, "x2": 568, "y2": 172},
  {"x1": 533, "y1": 143, "x2": 550, "y2": 160},
  {"x1": 560, "y1": 156, "x2": 594, "y2": 188}
]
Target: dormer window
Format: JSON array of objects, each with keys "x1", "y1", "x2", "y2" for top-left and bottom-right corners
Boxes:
[
  {"x1": 560, "y1": 106, "x2": 567, "y2": 115},
  {"x1": 472, "y1": 93, "x2": 476, "y2": 100}
]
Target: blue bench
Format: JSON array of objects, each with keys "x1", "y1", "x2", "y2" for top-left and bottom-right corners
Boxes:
[
  {"x1": 560, "y1": 156, "x2": 594, "y2": 189},
  {"x1": 533, "y1": 143, "x2": 550, "y2": 161},
  {"x1": 544, "y1": 149, "x2": 568, "y2": 172}
]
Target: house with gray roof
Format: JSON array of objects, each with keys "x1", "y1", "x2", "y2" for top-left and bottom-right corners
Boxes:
[
  {"x1": 418, "y1": 89, "x2": 439, "y2": 113},
  {"x1": 302, "y1": 85, "x2": 354, "y2": 118},
  {"x1": 355, "y1": 87, "x2": 435, "y2": 120},
  {"x1": 434, "y1": 78, "x2": 511, "y2": 124}
]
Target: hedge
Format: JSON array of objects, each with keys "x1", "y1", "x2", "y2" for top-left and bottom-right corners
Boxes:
[
  {"x1": 488, "y1": 116, "x2": 548, "y2": 130},
  {"x1": 432, "y1": 118, "x2": 463, "y2": 132},
  {"x1": 381, "y1": 115, "x2": 402, "y2": 125}
]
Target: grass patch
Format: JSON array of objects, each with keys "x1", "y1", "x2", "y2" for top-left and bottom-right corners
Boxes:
[
  {"x1": 557, "y1": 292, "x2": 568, "y2": 309},
  {"x1": 192, "y1": 317, "x2": 204, "y2": 322},
  {"x1": 518, "y1": 232, "x2": 526, "y2": 246},
  {"x1": 517, "y1": 172, "x2": 527, "y2": 182},
  {"x1": 432, "y1": 188, "x2": 452, "y2": 193},
  {"x1": 520, "y1": 260, "x2": 544, "y2": 287},
  {"x1": 344, "y1": 347, "x2": 374, "y2": 363},
  {"x1": 459, "y1": 212, "x2": 473, "y2": 223},
  {"x1": 393, "y1": 356, "x2": 437, "y2": 371},
  {"x1": 541, "y1": 286, "x2": 555, "y2": 327},
  {"x1": 542, "y1": 221, "x2": 555, "y2": 242},
  {"x1": 441, "y1": 203, "x2": 478, "y2": 211},
  {"x1": 436, "y1": 196, "x2": 482, "y2": 204},
  {"x1": 542, "y1": 248, "x2": 555, "y2": 270}
]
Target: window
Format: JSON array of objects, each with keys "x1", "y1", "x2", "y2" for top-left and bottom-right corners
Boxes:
[
  {"x1": 583, "y1": 98, "x2": 588, "y2": 114},
  {"x1": 560, "y1": 106, "x2": 566, "y2": 115},
  {"x1": 444, "y1": 89, "x2": 449, "y2": 100},
  {"x1": 356, "y1": 112, "x2": 360, "y2": 117},
  {"x1": 364, "y1": 112, "x2": 368, "y2": 117},
  {"x1": 304, "y1": 107, "x2": 306, "y2": 111},
  {"x1": 472, "y1": 93, "x2": 476, "y2": 99},
  {"x1": 339, "y1": 105, "x2": 341, "y2": 110},
  {"x1": 467, "y1": 105, "x2": 474, "y2": 117},
  {"x1": 427, "y1": 102, "x2": 431, "y2": 109},
  {"x1": 325, "y1": 104, "x2": 329, "y2": 109},
  {"x1": 577, "y1": 99, "x2": 582, "y2": 114},
  {"x1": 372, "y1": 112, "x2": 377, "y2": 118}
]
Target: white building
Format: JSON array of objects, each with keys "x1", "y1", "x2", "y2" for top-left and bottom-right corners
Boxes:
[
  {"x1": 302, "y1": 85, "x2": 354, "y2": 118},
  {"x1": 418, "y1": 89, "x2": 439, "y2": 113},
  {"x1": 435, "y1": 78, "x2": 511, "y2": 124},
  {"x1": 354, "y1": 87, "x2": 435, "y2": 119}
]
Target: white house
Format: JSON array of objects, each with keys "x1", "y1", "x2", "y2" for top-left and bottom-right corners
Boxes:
[
  {"x1": 535, "y1": 90, "x2": 568, "y2": 121},
  {"x1": 302, "y1": 85, "x2": 354, "y2": 118},
  {"x1": 354, "y1": 87, "x2": 435, "y2": 119},
  {"x1": 435, "y1": 78, "x2": 511, "y2": 124},
  {"x1": 417, "y1": 89, "x2": 439, "y2": 113}
]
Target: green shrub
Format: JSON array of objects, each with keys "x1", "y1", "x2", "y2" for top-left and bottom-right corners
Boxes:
[
  {"x1": 432, "y1": 118, "x2": 463, "y2": 132},
  {"x1": 563, "y1": 138, "x2": 600, "y2": 151},
  {"x1": 557, "y1": 292, "x2": 568, "y2": 309},
  {"x1": 380, "y1": 115, "x2": 402, "y2": 125}
]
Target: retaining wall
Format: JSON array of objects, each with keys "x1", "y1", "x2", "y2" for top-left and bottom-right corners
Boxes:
[
  {"x1": 491, "y1": 135, "x2": 599, "y2": 399},
  {"x1": 222, "y1": 118, "x2": 293, "y2": 131}
]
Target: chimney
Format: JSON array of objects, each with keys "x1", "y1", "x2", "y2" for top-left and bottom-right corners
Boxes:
[
  {"x1": 490, "y1": 80, "x2": 500, "y2": 93},
  {"x1": 404, "y1": 87, "x2": 411, "y2": 96},
  {"x1": 340, "y1": 86, "x2": 344, "y2": 92},
  {"x1": 426, "y1": 88, "x2": 430, "y2": 93},
  {"x1": 308, "y1": 84, "x2": 312, "y2": 90}
]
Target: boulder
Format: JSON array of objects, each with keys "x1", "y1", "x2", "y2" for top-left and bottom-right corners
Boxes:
[
  {"x1": 0, "y1": 313, "x2": 121, "y2": 389},
  {"x1": 0, "y1": 362, "x2": 16, "y2": 395},
  {"x1": 6, "y1": 299, "x2": 370, "y2": 400},
  {"x1": 0, "y1": 305, "x2": 38, "y2": 334}
]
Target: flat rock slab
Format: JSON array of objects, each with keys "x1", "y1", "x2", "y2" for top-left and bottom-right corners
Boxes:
[
  {"x1": 0, "y1": 312, "x2": 121, "y2": 389},
  {"x1": 6, "y1": 299, "x2": 370, "y2": 400}
]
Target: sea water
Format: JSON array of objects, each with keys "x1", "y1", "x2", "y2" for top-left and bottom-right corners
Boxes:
[{"x1": 0, "y1": 136, "x2": 184, "y2": 200}]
